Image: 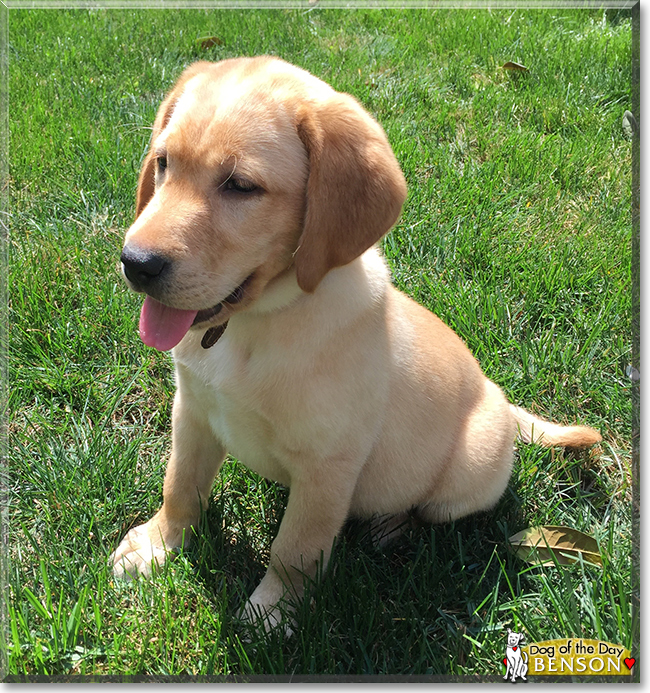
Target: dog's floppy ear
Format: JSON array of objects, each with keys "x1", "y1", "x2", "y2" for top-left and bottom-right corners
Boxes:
[
  {"x1": 134, "y1": 62, "x2": 213, "y2": 219},
  {"x1": 294, "y1": 94, "x2": 407, "y2": 293}
]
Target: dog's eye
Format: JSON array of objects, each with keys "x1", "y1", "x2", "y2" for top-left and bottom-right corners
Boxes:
[
  {"x1": 156, "y1": 156, "x2": 167, "y2": 172},
  {"x1": 224, "y1": 177, "x2": 258, "y2": 194}
]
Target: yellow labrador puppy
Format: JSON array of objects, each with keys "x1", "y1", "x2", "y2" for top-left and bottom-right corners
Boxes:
[{"x1": 113, "y1": 56, "x2": 601, "y2": 629}]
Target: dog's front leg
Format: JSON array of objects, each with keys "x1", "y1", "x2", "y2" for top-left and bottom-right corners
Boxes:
[
  {"x1": 111, "y1": 390, "x2": 226, "y2": 579},
  {"x1": 504, "y1": 657, "x2": 512, "y2": 680},
  {"x1": 242, "y1": 465, "x2": 357, "y2": 632}
]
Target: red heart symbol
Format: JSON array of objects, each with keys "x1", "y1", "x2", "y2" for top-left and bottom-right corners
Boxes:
[
  {"x1": 624, "y1": 658, "x2": 635, "y2": 670},
  {"x1": 513, "y1": 646, "x2": 517, "y2": 651},
  {"x1": 503, "y1": 658, "x2": 507, "y2": 666}
]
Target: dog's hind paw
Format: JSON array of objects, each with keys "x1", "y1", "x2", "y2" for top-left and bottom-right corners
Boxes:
[{"x1": 368, "y1": 512, "x2": 415, "y2": 548}]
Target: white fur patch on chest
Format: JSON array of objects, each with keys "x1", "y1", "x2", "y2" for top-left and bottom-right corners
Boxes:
[
  {"x1": 174, "y1": 329, "x2": 294, "y2": 485},
  {"x1": 171, "y1": 248, "x2": 391, "y2": 487}
]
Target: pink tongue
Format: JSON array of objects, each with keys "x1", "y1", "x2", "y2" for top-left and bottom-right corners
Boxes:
[{"x1": 139, "y1": 296, "x2": 198, "y2": 352}]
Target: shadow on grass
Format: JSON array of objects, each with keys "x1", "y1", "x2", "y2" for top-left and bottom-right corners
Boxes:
[
  {"x1": 175, "y1": 441, "x2": 614, "y2": 676},
  {"x1": 176, "y1": 454, "x2": 551, "y2": 675}
]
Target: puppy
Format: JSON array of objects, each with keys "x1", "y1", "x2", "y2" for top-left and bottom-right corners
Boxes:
[{"x1": 113, "y1": 56, "x2": 601, "y2": 630}]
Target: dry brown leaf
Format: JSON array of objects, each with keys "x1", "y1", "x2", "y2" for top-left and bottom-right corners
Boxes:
[
  {"x1": 508, "y1": 525, "x2": 602, "y2": 568},
  {"x1": 502, "y1": 61, "x2": 529, "y2": 72},
  {"x1": 197, "y1": 36, "x2": 223, "y2": 50}
]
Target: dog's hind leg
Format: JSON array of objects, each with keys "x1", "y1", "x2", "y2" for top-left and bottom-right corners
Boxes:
[{"x1": 416, "y1": 379, "x2": 516, "y2": 524}]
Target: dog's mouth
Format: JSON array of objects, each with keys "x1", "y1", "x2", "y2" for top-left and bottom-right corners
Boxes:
[
  {"x1": 138, "y1": 273, "x2": 255, "y2": 352},
  {"x1": 191, "y1": 273, "x2": 254, "y2": 326}
]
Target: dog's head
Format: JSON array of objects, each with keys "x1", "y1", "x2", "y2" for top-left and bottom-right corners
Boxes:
[
  {"x1": 506, "y1": 629, "x2": 525, "y2": 648},
  {"x1": 121, "y1": 56, "x2": 407, "y2": 351}
]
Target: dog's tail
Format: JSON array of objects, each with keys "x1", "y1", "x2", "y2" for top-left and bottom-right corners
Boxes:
[{"x1": 510, "y1": 405, "x2": 602, "y2": 449}]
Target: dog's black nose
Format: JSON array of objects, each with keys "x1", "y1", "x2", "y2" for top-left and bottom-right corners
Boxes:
[{"x1": 121, "y1": 245, "x2": 170, "y2": 290}]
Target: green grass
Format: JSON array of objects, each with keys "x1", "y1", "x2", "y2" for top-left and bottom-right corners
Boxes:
[{"x1": 5, "y1": 7, "x2": 635, "y2": 679}]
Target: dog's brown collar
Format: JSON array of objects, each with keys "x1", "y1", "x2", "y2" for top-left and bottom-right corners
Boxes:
[{"x1": 201, "y1": 321, "x2": 228, "y2": 349}]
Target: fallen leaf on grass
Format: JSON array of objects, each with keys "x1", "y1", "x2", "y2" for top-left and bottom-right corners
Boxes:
[
  {"x1": 197, "y1": 36, "x2": 223, "y2": 49},
  {"x1": 508, "y1": 525, "x2": 602, "y2": 568},
  {"x1": 501, "y1": 61, "x2": 529, "y2": 72}
]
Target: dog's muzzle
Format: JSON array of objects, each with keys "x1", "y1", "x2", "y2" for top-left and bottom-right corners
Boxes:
[{"x1": 121, "y1": 245, "x2": 170, "y2": 293}]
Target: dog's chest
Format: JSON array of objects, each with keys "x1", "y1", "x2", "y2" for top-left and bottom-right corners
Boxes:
[
  {"x1": 209, "y1": 396, "x2": 291, "y2": 485},
  {"x1": 174, "y1": 329, "x2": 314, "y2": 486}
]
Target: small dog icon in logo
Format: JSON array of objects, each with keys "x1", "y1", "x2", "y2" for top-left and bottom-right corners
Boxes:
[{"x1": 503, "y1": 628, "x2": 528, "y2": 682}]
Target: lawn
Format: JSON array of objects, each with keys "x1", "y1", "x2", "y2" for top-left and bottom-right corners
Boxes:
[{"x1": 4, "y1": 6, "x2": 636, "y2": 680}]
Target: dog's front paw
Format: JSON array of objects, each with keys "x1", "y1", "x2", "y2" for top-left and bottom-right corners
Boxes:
[
  {"x1": 241, "y1": 599, "x2": 288, "y2": 635},
  {"x1": 110, "y1": 521, "x2": 175, "y2": 580},
  {"x1": 239, "y1": 574, "x2": 296, "y2": 636}
]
